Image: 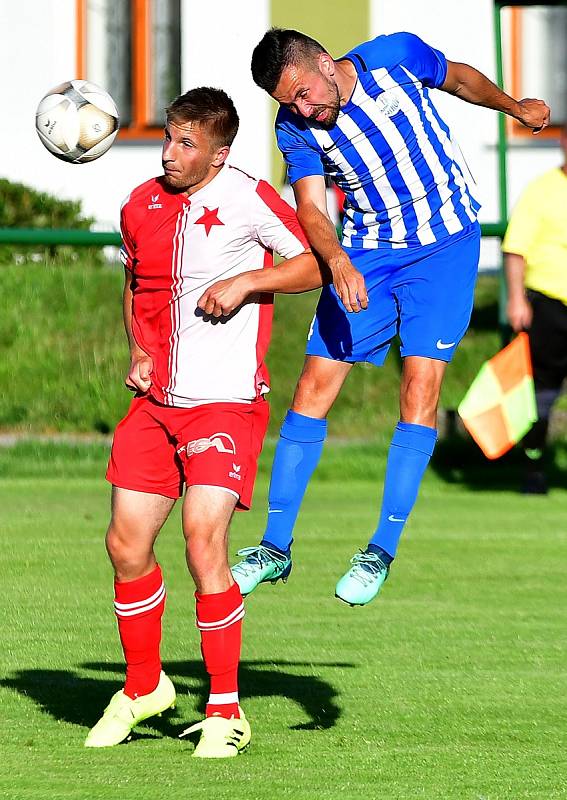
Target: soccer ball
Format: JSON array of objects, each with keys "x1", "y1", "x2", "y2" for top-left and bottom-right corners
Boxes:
[{"x1": 35, "y1": 80, "x2": 119, "y2": 164}]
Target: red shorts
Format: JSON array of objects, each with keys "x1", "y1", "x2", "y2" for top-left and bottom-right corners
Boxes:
[{"x1": 106, "y1": 396, "x2": 269, "y2": 510}]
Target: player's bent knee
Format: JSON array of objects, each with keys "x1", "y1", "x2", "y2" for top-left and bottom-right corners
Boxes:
[
  {"x1": 293, "y1": 377, "x2": 333, "y2": 415},
  {"x1": 401, "y1": 374, "x2": 443, "y2": 422},
  {"x1": 402, "y1": 384, "x2": 438, "y2": 414},
  {"x1": 105, "y1": 524, "x2": 152, "y2": 569},
  {"x1": 185, "y1": 529, "x2": 227, "y2": 570},
  {"x1": 185, "y1": 532, "x2": 215, "y2": 559},
  {"x1": 400, "y1": 396, "x2": 439, "y2": 426}
]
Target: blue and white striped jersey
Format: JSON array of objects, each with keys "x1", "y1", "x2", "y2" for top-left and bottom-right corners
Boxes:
[{"x1": 275, "y1": 32, "x2": 481, "y2": 249}]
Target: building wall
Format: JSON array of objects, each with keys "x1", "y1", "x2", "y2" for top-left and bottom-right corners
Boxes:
[
  {"x1": 0, "y1": 0, "x2": 561, "y2": 237},
  {"x1": 181, "y1": 0, "x2": 271, "y2": 182},
  {"x1": 1, "y1": 0, "x2": 271, "y2": 231},
  {"x1": 270, "y1": 0, "x2": 370, "y2": 184},
  {"x1": 2, "y1": 1, "x2": 151, "y2": 229}
]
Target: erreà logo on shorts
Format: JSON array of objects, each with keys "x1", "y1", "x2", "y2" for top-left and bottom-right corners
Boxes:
[
  {"x1": 178, "y1": 432, "x2": 236, "y2": 457},
  {"x1": 229, "y1": 463, "x2": 241, "y2": 481}
]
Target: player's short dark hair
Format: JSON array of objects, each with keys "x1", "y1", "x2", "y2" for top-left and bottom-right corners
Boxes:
[
  {"x1": 166, "y1": 87, "x2": 239, "y2": 147},
  {"x1": 251, "y1": 28, "x2": 326, "y2": 95}
]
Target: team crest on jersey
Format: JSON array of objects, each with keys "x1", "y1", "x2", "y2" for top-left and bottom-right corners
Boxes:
[
  {"x1": 178, "y1": 432, "x2": 236, "y2": 457},
  {"x1": 147, "y1": 193, "x2": 163, "y2": 210},
  {"x1": 376, "y1": 90, "x2": 401, "y2": 118},
  {"x1": 195, "y1": 206, "x2": 224, "y2": 236}
]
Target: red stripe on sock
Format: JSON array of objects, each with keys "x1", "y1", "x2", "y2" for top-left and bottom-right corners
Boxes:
[
  {"x1": 114, "y1": 564, "x2": 165, "y2": 699},
  {"x1": 196, "y1": 582, "x2": 243, "y2": 719}
]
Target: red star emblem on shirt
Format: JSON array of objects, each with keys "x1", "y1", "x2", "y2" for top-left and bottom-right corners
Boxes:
[{"x1": 194, "y1": 206, "x2": 224, "y2": 236}]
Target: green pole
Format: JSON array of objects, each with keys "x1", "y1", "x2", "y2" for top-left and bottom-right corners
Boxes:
[
  {"x1": 0, "y1": 228, "x2": 121, "y2": 246},
  {"x1": 494, "y1": 3, "x2": 509, "y2": 226},
  {"x1": 494, "y1": 1, "x2": 509, "y2": 330}
]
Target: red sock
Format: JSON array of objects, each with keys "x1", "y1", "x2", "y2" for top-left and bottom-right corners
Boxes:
[
  {"x1": 195, "y1": 582, "x2": 244, "y2": 719},
  {"x1": 114, "y1": 564, "x2": 166, "y2": 699}
]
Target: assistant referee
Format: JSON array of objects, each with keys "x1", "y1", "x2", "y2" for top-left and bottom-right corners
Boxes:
[{"x1": 503, "y1": 124, "x2": 567, "y2": 493}]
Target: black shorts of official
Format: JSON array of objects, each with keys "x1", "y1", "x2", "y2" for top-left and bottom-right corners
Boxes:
[{"x1": 527, "y1": 289, "x2": 567, "y2": 390}]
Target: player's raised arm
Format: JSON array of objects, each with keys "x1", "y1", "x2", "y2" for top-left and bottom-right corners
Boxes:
[
  {"x1": 293, "y1": 175, "x2": 368, "y2": 313},
  {"x1": 197, "y1": 179, "x2": 329, "y2": 318},
  {"x1": 197, "y1": 249, "x2": 328, "y2": 319},
  {"x1": 441, "y1": 61, "x2": 550, "y2": 133}
]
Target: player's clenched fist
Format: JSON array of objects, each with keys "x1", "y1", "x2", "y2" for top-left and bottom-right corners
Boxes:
[
  {"x1": 197, "y1": 274, "x2": 251, "y2": 318},
  {"x1": 126, "y1": 352, "x2": 153, "y2": 393},
  {"x1": 515, "y1": 98, "x2": 551, "y2": 134}
]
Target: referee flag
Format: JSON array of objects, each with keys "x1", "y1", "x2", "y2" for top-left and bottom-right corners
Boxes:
[{"x1": 458, "y1": 333, "x2": 537, "y2": 460}]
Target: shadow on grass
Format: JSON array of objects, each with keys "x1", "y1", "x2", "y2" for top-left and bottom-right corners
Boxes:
[
  {"x1": 0, "y1": 658, "x2": 354, "y2": 737},
  {"x1": 431, "y1": 428, "x2": 567, "y2": 492}
]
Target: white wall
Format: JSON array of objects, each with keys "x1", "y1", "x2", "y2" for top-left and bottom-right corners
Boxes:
[
  {"x1": 0, "y1": 1, "x2": 150, "y2": 229},
  {"x1": 182, "y1": 0, "x2": 271, "y2": 182},
  {"x1": 0, "y1": 0, "x2": 270, "y2": 230},
  {"x1": 2, "y1": 0, "x2": 560, "y2": 238}
]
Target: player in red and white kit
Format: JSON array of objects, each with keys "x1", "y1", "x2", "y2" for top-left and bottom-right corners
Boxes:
[{"x1": 85, "y1": 87, "x2": 323, "y2": 757}]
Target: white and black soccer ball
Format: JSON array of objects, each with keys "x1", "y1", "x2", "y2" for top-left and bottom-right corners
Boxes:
[{"x1": 35, "y1": 80, "x2": 119, "y2": 164}]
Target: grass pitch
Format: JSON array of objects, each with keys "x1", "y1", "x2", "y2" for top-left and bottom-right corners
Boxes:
[
  {"x1": 1, "y1": 444, "x2": 566, "y2": 800},
  {"x1": 0, "y1": 259, "x2": 525, "y2": 438}
]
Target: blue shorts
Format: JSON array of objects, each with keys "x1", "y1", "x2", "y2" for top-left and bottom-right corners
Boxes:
[{"x1": 306, "y1": 222, "x2": 480, "y2": 365}]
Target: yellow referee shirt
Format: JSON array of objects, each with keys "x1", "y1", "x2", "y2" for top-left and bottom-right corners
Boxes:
[{"x1": 502, "y1": 167, "x2": 567, "y2": 304}]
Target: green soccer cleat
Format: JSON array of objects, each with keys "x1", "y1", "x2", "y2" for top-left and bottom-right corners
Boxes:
[
  {"x1": 231, "y1": 545, "x2": 292, "y2": 596},
  {"x1": 335, "y1": 551, "x2": 390, "y2": 607},
  {"x1": 180, "y1": 708, "x2": 251, "y2": 758},
  {"x1": 84, "y1": 671, "x2": 176, "y2": 748}
]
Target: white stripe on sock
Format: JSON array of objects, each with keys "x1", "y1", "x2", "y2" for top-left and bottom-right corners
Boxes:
[
  {"x1": 114, "y1": 582, "x2": 165, "y2": 611},
  {"x1": 196, "y1": 602, "x2": 245, "y2": 630},
  {"x1": 114, "y1": 585, "x2": 166, "y2": 618},
  {"x1": 197, "y1": 609, "x2": 246, "y2": 632},
  {"x1": 208, "y1": 691, "x2": 239, "y2": 705}
]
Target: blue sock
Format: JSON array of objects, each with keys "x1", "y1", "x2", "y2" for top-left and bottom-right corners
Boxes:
[
  {"x1": 369, "y1": 422, "x2": 437, "y2": 559},
  {"x1": 261, "y1": 410, "x2": 327, "y2": 553}
]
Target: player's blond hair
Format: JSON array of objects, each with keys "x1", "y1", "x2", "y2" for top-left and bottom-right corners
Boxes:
[{"x1": 166, "y1": 87, "x2": 239, "y2": 148}]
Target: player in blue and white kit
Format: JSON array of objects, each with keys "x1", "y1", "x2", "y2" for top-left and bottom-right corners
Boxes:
[{"x1": 230, "y1": 29, "x2": 550, "y2": 605}]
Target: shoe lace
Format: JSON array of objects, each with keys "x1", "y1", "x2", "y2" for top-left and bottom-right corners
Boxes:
[
  {"x1": 179, "y1": 715, "x2": 244, "y2": 744},
  {"x1": 348, "y1": 551, "x2": 389, "y2": 588},
  {"x1": 233, "y1": 545, "x2": 288, "y2": 577},
  {"x1": 104, "y1": 693, "x2": 137, "y2": 722},
  {"x1": 179, "y1": 719, "x2": 205, "y2": 738}
]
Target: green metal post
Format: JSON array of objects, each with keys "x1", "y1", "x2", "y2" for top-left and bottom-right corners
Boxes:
[
  {"x1": 494, "y1": 3, "x2": 509, "y2": 226},
  {"x1": 0, "y1": 228, "x2": 121, "y2": 246},
  {"x1": 494, "y1": 2, "x2": 510, "y2": 330}
]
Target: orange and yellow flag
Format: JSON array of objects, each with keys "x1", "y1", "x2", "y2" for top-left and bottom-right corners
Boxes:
[{"x1": 458, "y1": 333, "x2": 537, "y2": 460}]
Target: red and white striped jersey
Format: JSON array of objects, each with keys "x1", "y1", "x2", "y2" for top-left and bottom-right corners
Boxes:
[{"x1": 120, "y1": 164, "x2": 308, "y2": 407}]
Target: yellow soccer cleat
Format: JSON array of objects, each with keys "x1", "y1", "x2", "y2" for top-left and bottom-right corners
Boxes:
[
  {"x1": 179, "y1": 707, "x2": 251, "y2": 758},
  {"x1": 84, "y1": 671, "x2": 176, "y2": 748}
]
